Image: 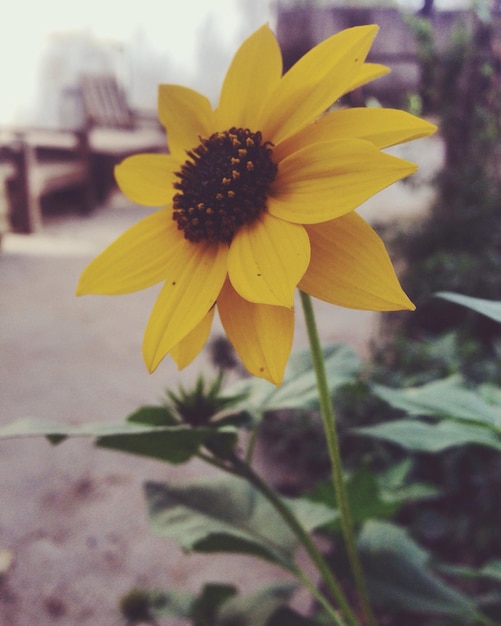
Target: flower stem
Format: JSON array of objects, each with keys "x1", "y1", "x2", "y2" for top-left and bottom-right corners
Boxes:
[
  {"x1": 299, "y1": 291, "x2": 376, "y2": 626},
  {"x1": 293, "y1": 566, "x2": 349, "y2": 626},
  {"x1": 229, "y1": 454, "x2": 360, "y2": 626},
  {"x1": 198, "y1": 450, "x2": 359, "y2": 625}
]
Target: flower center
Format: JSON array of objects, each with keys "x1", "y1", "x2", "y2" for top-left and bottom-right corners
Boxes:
[{"x1": 172, "y1": 127, "x2": 277, "y2": 243}]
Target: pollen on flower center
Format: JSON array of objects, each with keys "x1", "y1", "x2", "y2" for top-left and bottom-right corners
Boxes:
[{"x1": 172, "y1": 127, "x2": 278, "y2": 243}]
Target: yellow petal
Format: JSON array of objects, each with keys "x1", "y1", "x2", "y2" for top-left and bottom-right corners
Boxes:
[
  {"x1": 299, "y1": 212, "x2": 415, "y2": 311},
  {"x1": 143, "y1": 241, "x2": 228, "y2": 372},
  {"x1": 158, "y1": 84, "x2": 214, "y2": 157},
  {"x1": 259, "y1": 25, "x2": 379, "y2": 144},
  {"x1": 344, "y1": 63, "x2": 390, "y2": 94},
  {"x1": 218, "y1": 280, "x2": 294, "y2": 385},
  {"x1": 170, "y1": 307, "x2": 215, "y2": 370},
  {"x1": 320, "y1": 108, "x2": 437, "y2": 148},
  {"x1": 269, "y1": 139, "x2": 417, "y2": 224},
  {"x1": 216, "y1": 25, "x2": 282, "y2": 130},
  {"x1": 228, "y1": 212, "x2": 310, "y2": 307},
  {"x1": 114, "y1": 154, "x2": 178, "y2": 206},
  {"x1": 273, "y1": 108, "x2": 437, "y2": 162},
  {"x1": 77, "y1": 209, "x2": 175, "y2": 295}
]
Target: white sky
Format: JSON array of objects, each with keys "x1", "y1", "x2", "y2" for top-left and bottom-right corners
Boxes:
[
  {"x1": 0, "y1": 0, "x2": 273, "y2": 124},
  {"x1": 0, "y1": 0, "x2": 469, "y2": 125}
]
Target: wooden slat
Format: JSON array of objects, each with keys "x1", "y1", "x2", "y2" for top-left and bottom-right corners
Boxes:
[
  {"x1": 30, "y1": 162, "x2": 88, "y2": 196},
  {"x1": 81, "y1": 75, "x2": 132, "y2": 129}
]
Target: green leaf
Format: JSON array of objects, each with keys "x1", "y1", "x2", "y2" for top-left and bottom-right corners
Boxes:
[
  {"x1": 145, "y1": 583, "x2": 295, "y2": 626},
  {"x1": 120, "y1": 587, "x2": 194, "y2": 622},
  {"x1": 213, "y1": 411, "x2": 254, "y2": 429},
  {"x1": 304, "y1": 463, "x2": 436, "y2": 531},
  {"x1": 217, "y1": 583, "x2": 296, "y2": 626},
  {"x1": 0, "y1": 417, "x2": 237, "y2": 464},
  {"x1": 127, "y1": 406, "x2": 246, "y2": 461},
  {"x1": 359, "y1": 521, "x2": 477, "y2": 618},
  {"x1": 192, "y1": 583, "x2": 238, "y2": 626},
  {"x1": 377, "y1": 460, "x2": 438, "y2": 503},
  {"x1": 0, "y1": 417, "x2": 171, "y2": 439},
  {"x1": 127, "y1": 405, "x2": 179, "y2": 426},
  {"x1": 481, "y1": 561, "x2": 501, "y2": 583},
  {"x1": 439, "y1": 560, "x2": 501, "y2": 584},
  {"x1": 353, "y1": 419, "x2": 501, "y2": 453},
  {"x1": 436, "y1": 292, "x2": 501, "y2": 324},
  {"x1": 479, "y1": 383, "x2": 501, "y2": 407},
  {"x1": 144, "y1": 476, "x2": 335, "y2": 570},
  {"x1": 307, "y1": 467, "x2": 398, "y2": 530},
  {"x1": 97, "y1": 427, "x2": 237, "y2": 464},
  {"x1": 228, "y1": 344, "x2": 360, "y2": 419},
  {"x1": 372, "y1": 377, "x2": 501, "y2": 430},
  {"x1": 266, "y1": 607, "x2": 323, "y2": 626}
]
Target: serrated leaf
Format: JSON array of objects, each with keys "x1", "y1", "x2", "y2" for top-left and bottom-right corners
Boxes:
[
  {"x1": 97, "y1": 427, "x2": 237, "y2": 464},
  {"x1": 0, "y1": 417, "x2": 237, "y2": 464},
  {"x1": 228, "y1": 344, "x2": 360, "y2": 419},
  {"x1": 307, "y1": 468, "x2": 398, "y2": 531},
  {"x1": 372, "y1": 377, "x2": 501, "y2": 430},
  {"x1": 127, "y1": 405, "x2": 179, "y2": 426},
  {"x1": 353, "y1": 419, "x2": 501, "y2": 453},
  {"x1": 436, "y1": 292, "x2": 501, "y2": 323},
  {"x1": 359, "y1": 521, "x2": 477, "y2": 617},
  {"x1": 144, "y1": 476, "x2": 335, "y2": 570}
]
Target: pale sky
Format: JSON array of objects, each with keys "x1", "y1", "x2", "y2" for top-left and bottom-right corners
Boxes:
[
  {"x1": 0, "y1": 0, "x2": 273, "y2": 124},
  {"x1": 0, "y1": 0, "x2": 469, "y2": 125}
]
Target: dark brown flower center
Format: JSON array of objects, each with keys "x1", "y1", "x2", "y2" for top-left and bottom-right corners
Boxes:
[{"x1": 172, "y1": 127, "x2": 277, "y2": 243}]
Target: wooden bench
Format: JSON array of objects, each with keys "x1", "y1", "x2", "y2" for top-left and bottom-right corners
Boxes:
[
  {"x1": 0, "y1": 149, "x2": 16, "y2": 244},
  {"x1": 1, "y1": 128, "x2": 93, "y2": 233},
  {"x1": 80, "y1": 75, "x2": 166, "y2": 201},
  {"x1": 2, "y1": 75, "x2": 165, "y2": 234}
]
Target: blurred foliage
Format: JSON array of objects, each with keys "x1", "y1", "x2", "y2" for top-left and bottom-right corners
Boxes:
[{"x1": 386, "y1": 9, "x2": 501, "y2": 349}]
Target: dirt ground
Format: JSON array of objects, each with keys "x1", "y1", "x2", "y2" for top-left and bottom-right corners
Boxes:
[{"x1": 0, "y1": 135, "x2": 442, "y2": 625}]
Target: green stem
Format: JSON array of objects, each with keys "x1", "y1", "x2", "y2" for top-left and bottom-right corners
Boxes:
[
  {"x1": 198, "y1": 451, "x2": 355, "y2": 624},
  {"x1": 299, "y1": 291, "x2": 375, "y2": 626},
  {"x1": 230, "y1": 454, "x2": 360, "y2": 626},
  {"x1": 473, "y1": 610, "x2": 501, "y2": 626},
  {"x1": 245, "y1": 426, "x2": 259, "y2": 464},
  {"x1": 293, "y1": 566, "x2": 349, "y2": 626}
]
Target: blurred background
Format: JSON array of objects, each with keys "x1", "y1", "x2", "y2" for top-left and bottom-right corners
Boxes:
[
  {"x1": 0, "y1": 0, "x2": 273, "y2": 128},
  {"x1": 0, "y1": 0, "x2": 477, "y2": 129}
]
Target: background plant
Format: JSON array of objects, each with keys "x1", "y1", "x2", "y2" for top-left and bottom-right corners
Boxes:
[
  {"x1": 1, "y1": 296, "x2": 500, "y2": 625},
  {"x1": 389, "y1": 7, "x2": 501, "y2": 347}
]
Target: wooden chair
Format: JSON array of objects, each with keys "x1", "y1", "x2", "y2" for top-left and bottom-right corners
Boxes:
[{"x1": 79, "y1": 74, "x2": 166, "y2": 201}]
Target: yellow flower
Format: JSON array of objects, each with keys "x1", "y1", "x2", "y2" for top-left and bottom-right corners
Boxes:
[{"x1": 77, "y1": 24, "x2": 436, "y2": 385}]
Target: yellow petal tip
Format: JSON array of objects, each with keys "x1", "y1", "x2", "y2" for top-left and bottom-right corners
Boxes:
[{"x1": 75, "y1": 274, "x2": 89, "y2": 296}]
